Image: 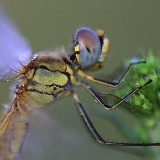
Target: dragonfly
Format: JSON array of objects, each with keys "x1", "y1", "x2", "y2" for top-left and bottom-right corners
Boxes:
[{"x1": 0, "y1": 9, "x2": 159, "y2": 160}]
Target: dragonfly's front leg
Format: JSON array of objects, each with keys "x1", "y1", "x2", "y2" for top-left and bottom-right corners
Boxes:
[{"x1": 78, "y1": 60, "x2": 146, "y2": 88}]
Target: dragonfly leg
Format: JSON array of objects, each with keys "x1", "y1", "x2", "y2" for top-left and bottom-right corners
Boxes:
[
  {"x1": 72, "y1": 93, "x2": 160, "y2": 146},
  {"x1": 78, "y1": 60, "x2": 146, "y2": 88},
  {"x1": 79, "y1": 79, "x2": 152, "y2": 110}
]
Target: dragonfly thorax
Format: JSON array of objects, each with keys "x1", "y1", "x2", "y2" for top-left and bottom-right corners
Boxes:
[{"x1": 19, "y1": 51, "x2": 74, "y2": 108}]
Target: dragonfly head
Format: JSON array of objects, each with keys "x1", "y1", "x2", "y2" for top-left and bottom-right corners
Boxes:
[{"x1": 71, "y1": 27, "x2": 110, "y2": 70}]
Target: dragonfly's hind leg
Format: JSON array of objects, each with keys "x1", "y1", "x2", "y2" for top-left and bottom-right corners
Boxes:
[{"x1": 72, "y1": 93, "x2": 160, "y2": 146}]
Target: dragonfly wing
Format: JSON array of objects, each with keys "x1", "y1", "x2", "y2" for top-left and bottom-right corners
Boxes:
[
  {"x1": 97, "y1": 93, "x2": 155, "y2": 143},
  {"x1": 0, "y1": 9, "x2": 32, "y2": 81},
  {"x1": 98, "y1": 92, "x2": 151, "y2": 114},
  {"x1": 0, "y1": 109, "x2": 29, "y2": 160}
]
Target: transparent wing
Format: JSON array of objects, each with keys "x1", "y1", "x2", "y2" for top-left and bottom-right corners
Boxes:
[
  {"x1": 96, "y1": 93, "x2": 152, "y2": 142},
  {"x1": 0, "y1": 9, "x2": 32, "y2": 81},
  {"x1": 97, "y1": 93, "x2": 151, "y2": 114},
  {"x1": 0, "y1": 106, "x2": 83, "y2": 160}
]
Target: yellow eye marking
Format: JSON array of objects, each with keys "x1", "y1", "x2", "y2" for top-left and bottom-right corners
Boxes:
[
  {"x1": 74, "y1": 44, "x2": 80, "y2": 52},
  {"x1": 74, "y1": 44, "x2": 80, "y2": 63}
]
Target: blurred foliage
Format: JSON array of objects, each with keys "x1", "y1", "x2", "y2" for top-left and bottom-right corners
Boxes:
[{"x1": 115, "y1": 52, "x2": 160, "y2": 128}]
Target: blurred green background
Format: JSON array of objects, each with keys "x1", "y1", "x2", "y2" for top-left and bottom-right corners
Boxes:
[{"x1": 0, "y1": 1, "x2": 160, "y2": 160}]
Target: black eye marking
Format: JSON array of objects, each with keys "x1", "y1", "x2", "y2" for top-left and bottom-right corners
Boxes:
[{"x1": 86, "y1": 47, "x2": 91, "y2": 53}]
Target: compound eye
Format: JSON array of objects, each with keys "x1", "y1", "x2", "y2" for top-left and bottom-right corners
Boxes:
[{"x1": 73, "y1": 27, "x2": 101, "y2": 68}]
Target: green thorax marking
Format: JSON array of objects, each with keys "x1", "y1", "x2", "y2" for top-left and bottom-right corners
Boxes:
[{"x1": 24, "y1": 52, "x2": 74, "y2": 107}]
